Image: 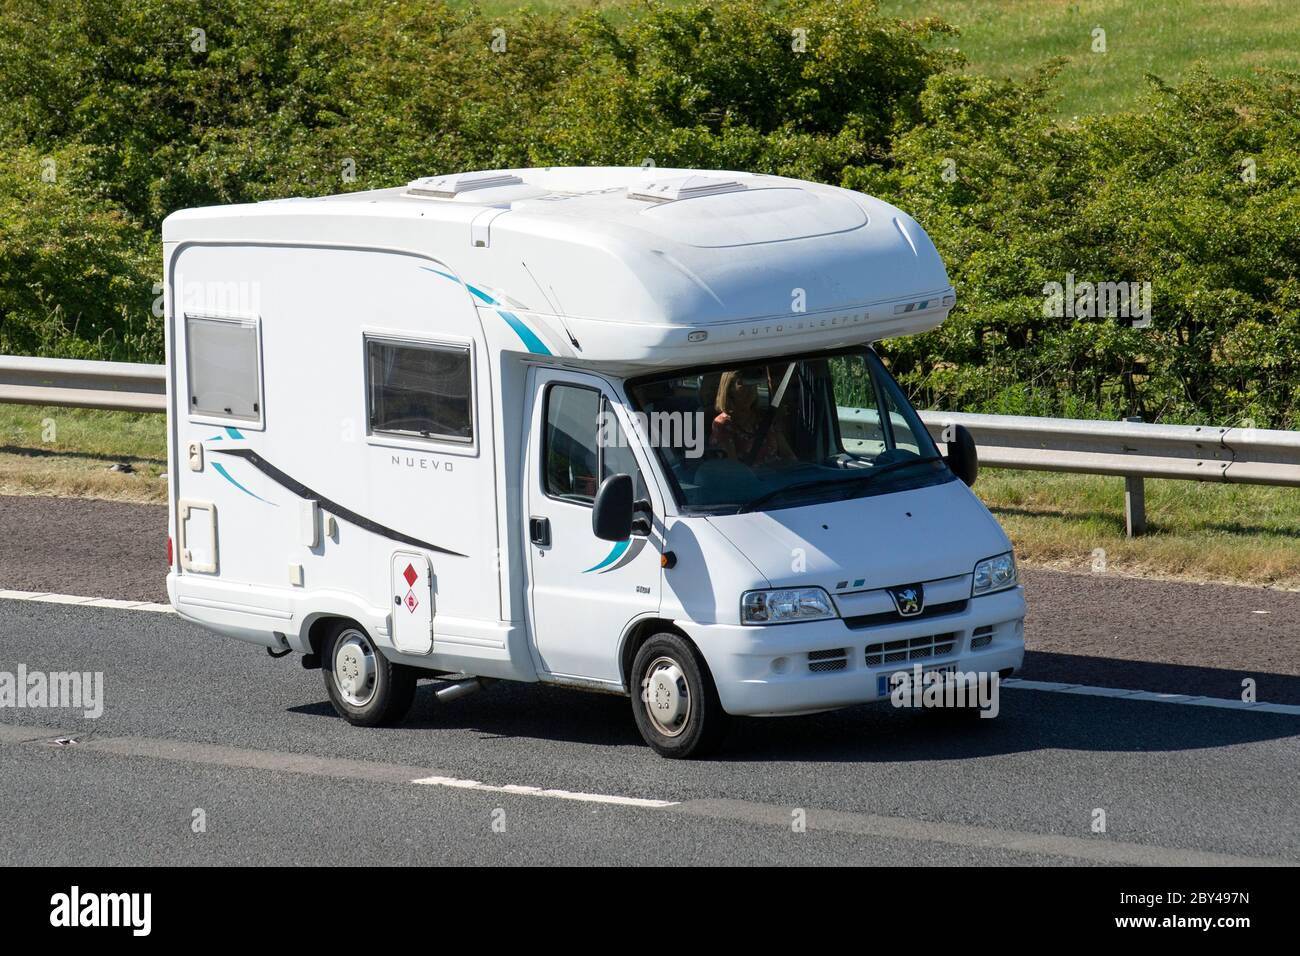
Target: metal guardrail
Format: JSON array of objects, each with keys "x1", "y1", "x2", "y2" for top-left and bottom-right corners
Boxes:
[
  {"x1": 835, "y1": 407, "x2": 1300, "y2": 489},
  {"x1": 0, "y1": 355, "x2": 166, "y2": 413},
  {"x1": 844, "y1": 408, "x2": 1300, "y2": 535},
  {"x1": 913, "y1": 411, "x2": 1300, "y2": 489},
  {"x1": 2, "y1": 357, "x2": 1297, "y2": 535}
]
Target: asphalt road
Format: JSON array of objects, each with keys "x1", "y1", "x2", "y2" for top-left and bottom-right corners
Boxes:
[
  {"x1": 3, "y1": 493, "x2": 1298, "y2": 700},
  {"x1": 1, "y1": 600, "x2": 1298, "y2": 865},
  {"x1": 0, "y1": 494, "x2": 1298, "y2": 865}
]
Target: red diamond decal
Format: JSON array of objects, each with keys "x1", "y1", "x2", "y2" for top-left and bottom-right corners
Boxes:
[
  {"x1": 404, "y1": 589, "x2": 419, "y2": 613},
  {"x1": 402, "y1": 563, "x2": 418, "y2": 587}
]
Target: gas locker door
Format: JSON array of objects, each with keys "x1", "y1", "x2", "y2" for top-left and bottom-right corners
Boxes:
[{"x1": 391, "y1": 551, "x2": 433, "y2": 654}]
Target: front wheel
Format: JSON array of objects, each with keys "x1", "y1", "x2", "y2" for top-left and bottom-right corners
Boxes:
[
  {"x1": 321, "y1": 620, "x2": 417, "y2": 727},
  {"x1": 630, "y1": 633, "x2": 728, "y2": 758}
]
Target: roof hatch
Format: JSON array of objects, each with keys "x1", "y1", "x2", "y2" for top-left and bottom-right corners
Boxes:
[
  {"x1": 406, "y1": 171, "x2": 524, "y2": 199},
  {"x1": 628, "y1": 175, "x2": 747, "y2": 203}
]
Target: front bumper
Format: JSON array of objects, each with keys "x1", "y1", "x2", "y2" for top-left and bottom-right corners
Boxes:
[{"x1": 679, "y1": 585, "x2": 1026, "y2": 716}]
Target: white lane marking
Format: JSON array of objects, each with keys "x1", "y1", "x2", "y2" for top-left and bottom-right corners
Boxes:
[
  {"x1": 3, "y1": 721, "x2": 1290, "y2": 866},
  {"x1": 0, "y1": 589, "x2": 174, "y2": 613},
  {"x1": 1003, "y1": 678, "x2": 1300, "y2": 715},
  {"x1": 410, "y1": 775, "x2": 679, "y2": 808},
  {"x1": 2, "y1": 594, "x2": 1297, "y2": 714}
]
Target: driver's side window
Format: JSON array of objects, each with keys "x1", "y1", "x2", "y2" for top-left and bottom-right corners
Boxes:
[
  {"x1": 543, "y1": 384, "x2": 646, "y2": 505},
  {"x1": 544, "y1": 384, "x2": 601, "y2": 503}
]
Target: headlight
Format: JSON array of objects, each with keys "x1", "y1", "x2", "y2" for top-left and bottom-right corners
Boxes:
[
  {"x1": 972, "y1": 552, "x2": 1017, "y2": 596},
  {"x1": 741, "y1": 587, "x2": 837, "y2": 625}
]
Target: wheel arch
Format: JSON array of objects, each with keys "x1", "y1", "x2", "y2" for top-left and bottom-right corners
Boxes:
[
  {"x1": 304, "y1": 613, "x2": 367, "y2": 658},
  {"x1": 618, "y1": 617, "x2": 694, "y2": 692}
]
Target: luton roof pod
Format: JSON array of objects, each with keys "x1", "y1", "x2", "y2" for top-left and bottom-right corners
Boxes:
[{"x1": 164, "y1": 166, "x2": 956, "y2": 371}]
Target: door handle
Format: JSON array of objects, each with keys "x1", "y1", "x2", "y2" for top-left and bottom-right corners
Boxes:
[{"x1": 529, "y1": 516, "x2": 551, "y2": 547}]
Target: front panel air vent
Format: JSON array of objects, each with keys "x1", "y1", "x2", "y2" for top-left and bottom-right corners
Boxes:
[
  {"x1": 845, "y1": 599, "x2": 968, "y2": 630},
  {"x1": 865, "y1": 632, "x2": 957, "y2": 667},
  {"x1": 808, "y1": 647, "x2": 848, "y2": 673}
]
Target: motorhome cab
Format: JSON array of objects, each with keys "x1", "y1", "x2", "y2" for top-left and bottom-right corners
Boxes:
[{"x1": 162, "y1": 166, "x2": 1025, "y2": 758}]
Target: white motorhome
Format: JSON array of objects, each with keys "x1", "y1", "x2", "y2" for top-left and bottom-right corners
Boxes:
[{"x1": 162, "y1": 166, "x2": 1025, "y2": 757}]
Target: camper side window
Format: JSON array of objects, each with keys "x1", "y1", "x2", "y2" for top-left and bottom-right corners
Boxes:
[
  {"x1": 185, "y1": 315, "x2": 263, "y2": 423},
  {"x1": 366, "y1": 338, "x2": 473, "y2": 443}
]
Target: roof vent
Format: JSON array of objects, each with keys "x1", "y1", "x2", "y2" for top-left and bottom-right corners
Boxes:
[
  {"x1": 628, "y1": 175, "x2": 747, "y2": 203},
  {"x1": 406, "y1": 171, "x2": 524, "y2": 198}
]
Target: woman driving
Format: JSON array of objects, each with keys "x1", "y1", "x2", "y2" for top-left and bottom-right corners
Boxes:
[{"x1": 711, "y1": 368, "x2": 796, "y2": 467}]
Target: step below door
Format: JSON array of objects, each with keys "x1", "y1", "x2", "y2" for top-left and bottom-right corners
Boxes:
[{"x1": 391, "y1": 551, "x2": 433, "y2": 654}]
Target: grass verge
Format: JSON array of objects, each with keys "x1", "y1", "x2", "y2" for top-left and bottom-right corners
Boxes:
[
  {"x1": 0, "y1": 404, "x2": 167, "y2": 503},
  {"x1": 980, "y1": 469, "x2": 1300, "y2": 589}
]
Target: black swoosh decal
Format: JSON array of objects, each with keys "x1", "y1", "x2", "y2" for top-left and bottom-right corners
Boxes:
[{"x1": 211, "y1": 448, "x2": 467, "y2": 558}]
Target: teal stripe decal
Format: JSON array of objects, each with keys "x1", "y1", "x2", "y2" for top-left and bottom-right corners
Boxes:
[
  {"x1": 419, "y1": 266, "x2": 553, "y2": 356},
  {"x1": 211, "y1": 461, "x2": 277, "y2": 505},
  {"x1": 495, "y1": 309, "x2": 553, "y2": 356},
  {"x1": 583, "y1": 539, "x2": 630, "y2": 574}
]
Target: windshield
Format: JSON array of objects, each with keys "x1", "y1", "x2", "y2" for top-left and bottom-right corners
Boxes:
[{"x1": 625, "y1": 348, "x2": 950, "y2": 514}]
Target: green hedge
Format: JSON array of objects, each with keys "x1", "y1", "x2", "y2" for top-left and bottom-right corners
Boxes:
[{"x1": 2, "y1": 0, "x2": 1297, "y2": 426}]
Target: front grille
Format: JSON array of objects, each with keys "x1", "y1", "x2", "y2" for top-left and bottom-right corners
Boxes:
[
  {"x1": 970, "y1": 624, "x2": 994, "y2": 650},
  {"x1": 808, "y1": 647, "x2": 848, "y2": 673},
  {"x1": 865, "y1": 632, "x2": 957, "y2": 667},
  {"x1": 845, "y1": 599, "x2": 967, "y2": 630}
]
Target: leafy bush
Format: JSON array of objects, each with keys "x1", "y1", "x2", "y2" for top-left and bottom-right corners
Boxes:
[
  {"x1": 1, "y1": 0, "x2": 1297, "y2": 428},
  {"x1": 0, "y1": 145, "x2": 158, "y2": 360},
  {"x1": 857, "y1": 67, "x2": 1300, "y2": 427}
]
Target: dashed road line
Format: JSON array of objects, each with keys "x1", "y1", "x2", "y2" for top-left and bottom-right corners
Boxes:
[
  {"x1": 410, "y1": 775, "x2": 678, "y2": 808},
  {"x1": 1, "y1": 721, "x2": 1291, "y2": 866},
  {"x1": 0, "y1": 589, "x2": 174, "y2": 613},
  {"x1": 1002, "y1": 678, "x2": 1300, "y2": 715}
]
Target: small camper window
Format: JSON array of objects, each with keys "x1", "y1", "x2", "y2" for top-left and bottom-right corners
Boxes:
[
  {"x1": 185, "y1": 315, "x2": 263, "y2": 423},
  {"x1": 366, "y1": 338, "x2": 473, "y2": 443}
]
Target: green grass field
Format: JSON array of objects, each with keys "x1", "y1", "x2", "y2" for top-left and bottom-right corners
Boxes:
[
  {"x1": 881, "y1": 0, "x2": 1300, "y2": 116},
  {"x1": 3, "y1": 404, "x2": 1298, "y2": 588},
  {"x1": 470, "y1": 0, "x2": 1300, "y2": 117}
]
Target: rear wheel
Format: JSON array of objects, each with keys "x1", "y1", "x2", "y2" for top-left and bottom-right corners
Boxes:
[
  {"x1": 321, "y1": 620, "x2": 416, "y2": 727},
  {"x1": 630, "y1": 633, "x2": 728, "y2": 758}
]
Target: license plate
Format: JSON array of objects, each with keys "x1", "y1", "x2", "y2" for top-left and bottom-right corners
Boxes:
[{"x1": 878, "y1": 662, "x2": 956, "y2": 696}]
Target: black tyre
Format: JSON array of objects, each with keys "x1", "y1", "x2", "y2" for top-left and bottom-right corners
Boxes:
[
  {"x1": 630, "y1": 632, "x2": 728, "y2": 758},
  {"x1": 321, "y1": 620, "x2": 417, "y2": 727}
]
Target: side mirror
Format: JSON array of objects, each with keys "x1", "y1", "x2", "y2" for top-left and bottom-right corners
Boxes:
[
  {"x1": 945, "y1": 424, "x2": 979, "y2": 487},
  {"x1": 592, "y1": 473, "x2": 634, "y2": 541}
]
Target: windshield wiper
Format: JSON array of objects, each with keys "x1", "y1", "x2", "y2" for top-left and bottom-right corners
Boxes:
[{"x1": 735, "y1": 455, "x2": 943, "y2": 514}]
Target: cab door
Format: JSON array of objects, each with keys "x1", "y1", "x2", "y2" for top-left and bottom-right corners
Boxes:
[{"x1": 524, "y1": 368, "x2": 662, "y2": 683}]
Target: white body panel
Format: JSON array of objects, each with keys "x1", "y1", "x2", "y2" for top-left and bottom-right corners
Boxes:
[{"x1": 162, "y1": 166, "x2": 1023, "y2": 718}]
